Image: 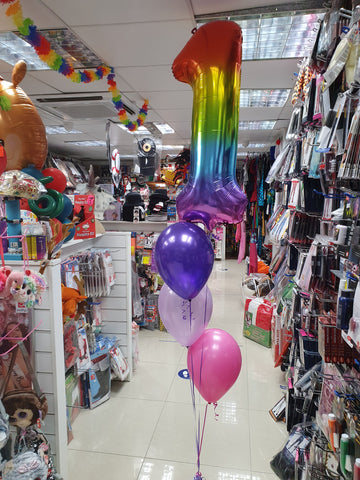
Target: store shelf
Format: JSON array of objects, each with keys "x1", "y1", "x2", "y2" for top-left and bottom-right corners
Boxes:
[{"x1": 102, "y1": 220, "x2": 169, "y2": 233}]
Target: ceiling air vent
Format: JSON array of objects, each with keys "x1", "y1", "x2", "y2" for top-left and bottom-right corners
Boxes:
[{"x1": 34, "y1": 94, "x2": 136, "y2": 120}]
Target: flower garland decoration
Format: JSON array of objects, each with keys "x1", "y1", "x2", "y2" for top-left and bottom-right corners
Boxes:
[
  {"x1": 0, "y1": 0, "x2": 149, "y2": 130},
  {"x1": 0, "y1": 95, "x2": 11, "y2": 111}
]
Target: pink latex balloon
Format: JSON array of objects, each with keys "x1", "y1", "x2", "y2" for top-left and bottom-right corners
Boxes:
[
  {"x1": 158, "y1": 284, "x2": 213, "y2": 346},
  {"x1": 187, "y1": 328, "x2": 242, "y2": 403}
]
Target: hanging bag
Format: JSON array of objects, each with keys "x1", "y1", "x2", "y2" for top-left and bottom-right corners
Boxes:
[{"x1": 1, "y1": 342, "x2": 48, "y2": 427}]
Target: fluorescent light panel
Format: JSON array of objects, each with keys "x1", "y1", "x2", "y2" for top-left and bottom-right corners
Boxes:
[
  {"x1": 154, "y1": 123, "x2": 175, "y2": 134},
  {"x1": 239, "y1": 121, "x2": 275, "y2": 130},
  {"x1": 65, "y1": 140, "x2": 106, "y2": 147},
  {"x1": 0, "y1": 32, "x2": 49, "y2": 70},
  {"x1": 241, "y1": 13, "x2": 323, "y2": 59},
  {"x1": 46, "y1": 126, "x2": 82, "y2": 135},
  {"x1": 198, "y1": 12, "x2": 324, "y2": 60},
  {"x1": 240, "y1": 89, "x2": 290, "y2": 107},
  {"x1": 0, "y1": 28, "x2": 104, "y2": 71}
]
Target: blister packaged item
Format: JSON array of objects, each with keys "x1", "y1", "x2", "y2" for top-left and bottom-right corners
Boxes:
[{"x1": 109, "y1": 345, "x2": 129, "y2": 381}]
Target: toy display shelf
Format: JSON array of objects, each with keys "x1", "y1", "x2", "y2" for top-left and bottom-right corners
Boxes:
[{"x1": 5, "y1": 231, "x2": 133, "y2": 479}]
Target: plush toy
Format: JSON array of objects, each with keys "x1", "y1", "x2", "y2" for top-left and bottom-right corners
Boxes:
[
  {"x1": 26, "y1": 270, "x2": 47, "y2": 305},
  {"x1": 3, "y1": 270, "x2": 24, "y2": 298},
  {"x1": 62, "y1": 285, "x2": 87, "y2": 319}
]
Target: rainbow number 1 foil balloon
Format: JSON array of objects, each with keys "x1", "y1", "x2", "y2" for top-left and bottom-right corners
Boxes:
[{"x1": 172, "y1": 21, "x2": 247, "y2": 231}]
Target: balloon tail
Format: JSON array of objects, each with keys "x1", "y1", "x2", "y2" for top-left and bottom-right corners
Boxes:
[
  {"x1": 194, "y1": 472, "x2": 205, "y2": 480},
  {"x1": 213, "y1": 402, "x2": 219, "y2": 421}
]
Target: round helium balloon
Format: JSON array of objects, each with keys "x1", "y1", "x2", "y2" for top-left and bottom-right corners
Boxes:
[
  {"x1": 0, "y1": 61, "x2": 47, "y2": 171},
  {"x1": 154, "y1": 222, "x2": 214, "y2": 300},
  {"x1": 158, "y1": 284, "x2": 213, "y2": 346},
  {"x1": 187, "y1": 328, "x2": 242, "y2": 404},
  {"x1": 41, "y1": 168, "x2": 67, "y2": 193},
  {"x1": 22, "y1": 166, "x2": 44, "y2": 180}
]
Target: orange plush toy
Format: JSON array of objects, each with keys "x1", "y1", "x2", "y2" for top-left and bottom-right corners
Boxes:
[{"x1": 61, "y1": 284, "x2": 87, "y2": 320}]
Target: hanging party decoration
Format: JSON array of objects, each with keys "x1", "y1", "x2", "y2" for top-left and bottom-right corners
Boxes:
[
  {"x1": 1, "y1": 0, "x2": 149, "y2": 132},
  {"x1": 158, "y1": 284, "x2": 213, "y2": 346},
  {"x1": 154, "y1": 222, "x2": 214, "y2": 300},
  {"x1": 172, "y1": 21, "x2": 247, "y2": 231},
  {"x1": 187, "y1": 328, "x2": 242, "y2": 404},
  {"x1": 0, "y1": 60, "x2": 47, "y2": 171}
]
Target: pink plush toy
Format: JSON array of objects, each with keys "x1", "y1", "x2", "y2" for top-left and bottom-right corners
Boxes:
[
  {"x1": 3, "y1": 270, "x2": 24, "y2": 298},
  {"x1": 0, "y1": 267, "x2": 11, "y2": 294}
]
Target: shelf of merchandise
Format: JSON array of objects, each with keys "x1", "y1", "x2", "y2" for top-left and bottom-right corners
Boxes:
[{"x1": 6, "y1": 231, "x2": 133, "y2": 479}]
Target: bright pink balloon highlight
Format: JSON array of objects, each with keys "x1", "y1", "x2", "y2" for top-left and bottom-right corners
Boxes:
[{"x1": 187, "y1": 328, "x2": 242, "y2": 404}]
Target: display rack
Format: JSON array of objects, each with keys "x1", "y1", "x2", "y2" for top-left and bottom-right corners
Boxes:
[{"x1": 13, "y1": 231, "x2": 133, "y2": 479}]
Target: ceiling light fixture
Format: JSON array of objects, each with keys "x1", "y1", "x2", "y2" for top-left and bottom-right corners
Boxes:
[
  {"x1": 65, "y1": 140, "x2": 106, "y2": 147},
  {"x1": 46, "y1": 126, "x2": 82, "y2": 135},
  {"x1": 240, "y1": 89, "x2": 290, "y2": 107},
  {"x1": 239, "y1": 121, "x2": 276, "y2": 130},
  {"x1": 154, "y1": 123, "x2": 175, "y2": 134}
]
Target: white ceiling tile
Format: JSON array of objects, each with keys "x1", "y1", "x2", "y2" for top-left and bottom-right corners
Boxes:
[
  {"x1": 241, "y1": 59, "x2": 299, "y2": 89},
  {"x1": 73, "y1": 20, "x2": 194, "y2": 67},
  {"x1": 44, "y1": 0, "x2": 195, "y2": 25},
  {"x1": 0, "y1": 0, "x2": 65, "y2": 32},
  {"x1": 146, "y1": 90, "x2": 193, "y2": 110},
  {"x1": 0, "y1": 59, "x2": 13, "y2": 75},
  {"x1": 119, "y1": 65, "x2": 185, "y2": 92},
  {"x1": 155, "y1": 108, "x2": 191, "y2": 122},
  {"x1": 239, "y1": 107, "x2": 283, "y2": 121}
]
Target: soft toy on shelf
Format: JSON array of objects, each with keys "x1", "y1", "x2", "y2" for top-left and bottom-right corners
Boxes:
[{"x1": 61, "y1": 276, "x2": 87, "y2": 320}]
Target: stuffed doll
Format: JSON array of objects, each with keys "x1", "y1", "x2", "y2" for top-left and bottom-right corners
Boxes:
[
  {"x1": 26, "y1": 270, "x2": 47, "y2": 305},
  {"x1": 3, "y1": 270, "x2": 24, "y2": 299},
  {"x1": 61, "y1": 284, "x2": 87, "y2": 319}
]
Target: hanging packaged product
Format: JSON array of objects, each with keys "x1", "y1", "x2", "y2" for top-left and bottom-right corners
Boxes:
[{"x1": 73, "y1": 195, "x2": 96, "y2": 239}]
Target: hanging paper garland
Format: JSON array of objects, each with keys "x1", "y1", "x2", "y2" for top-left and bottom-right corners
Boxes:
[{"x1": 0, "y1": 0, "x2": 148, "y2": 131}]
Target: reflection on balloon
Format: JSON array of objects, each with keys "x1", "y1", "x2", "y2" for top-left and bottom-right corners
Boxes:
[
  {"x1": 0, "y1": 61, "x2": 47, "y2": 171},
  {"x1": 172, "y1": 21, "x2": 247, "y2": 231},
  {"x1": 158, "y1": 284, "x2": 213, "y2": 346},
  {"x1": 154, "y1": 222, "x2": 214, "y2": 300},
  {"x1": 42, "y1": 168, "x2": 67, "y2": 193},
  {"x1": 187, "y1": 328, "x2": 242, "y2": 404}
]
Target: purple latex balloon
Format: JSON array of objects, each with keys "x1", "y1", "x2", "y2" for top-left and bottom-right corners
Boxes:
[
  {"x1": 158, "y1": 284, "x2": 213, "y2": 346},
  {"x1": 154, "y1": 222, "x2": 214, "y2": 300},
  {"x1": 187, "y1": 328, "x2": 242, "y2": 404}
]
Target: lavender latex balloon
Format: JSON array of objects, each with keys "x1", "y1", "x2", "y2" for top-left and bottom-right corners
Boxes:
[
  {"x1": 154, "y1": 222, "x2": 214, "y2": 300},
  {"x1": 158, "y1": 284, "x2": 213, "y2": 346}
]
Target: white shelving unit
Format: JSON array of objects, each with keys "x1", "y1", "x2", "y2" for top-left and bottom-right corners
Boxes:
[{"x1": 6, "y1": 231, "x2": 133, "y2": 479}]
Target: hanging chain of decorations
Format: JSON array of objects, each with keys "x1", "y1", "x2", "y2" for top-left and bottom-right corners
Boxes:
[{"x1": 0, "y1": 0, "x2": 149, "y2": 130}]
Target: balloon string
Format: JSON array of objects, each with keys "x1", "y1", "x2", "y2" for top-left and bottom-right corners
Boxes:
[
  {"x1": 189, "y1": 298, "x2": 192, "y2": 332},
  {"x1": 197, "y1": 403, "x2": 209, "y2": 468},
  {"x1": 189, "y1": 353, "x2": 201, "y2": 473}
]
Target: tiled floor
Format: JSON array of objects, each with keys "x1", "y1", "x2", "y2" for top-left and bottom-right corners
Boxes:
[{"x1": 68, "y1": 260, "x2": 288, "y2": 479}]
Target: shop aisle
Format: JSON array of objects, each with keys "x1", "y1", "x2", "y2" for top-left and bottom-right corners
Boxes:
[{"x1": 68, "y1": 260, "x2": 288, "y2": 480}]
